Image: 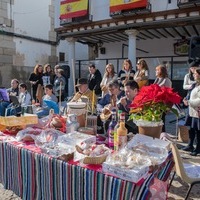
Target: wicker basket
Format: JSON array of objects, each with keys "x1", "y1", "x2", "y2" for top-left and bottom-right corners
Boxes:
[
  {"x1": 57, "y1": 152, "x2": 74, "y2": 162},
  {"x1": 75, "y1": 145, "x2": 107, "y2": 164}
]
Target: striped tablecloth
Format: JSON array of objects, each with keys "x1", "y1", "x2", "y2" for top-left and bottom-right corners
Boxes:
[{"x1": 0, "y1": 139, "x2": 174, "y2": 200}]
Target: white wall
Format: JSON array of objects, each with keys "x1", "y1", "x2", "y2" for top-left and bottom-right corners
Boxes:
[
  {"x1": 55, "y1": 0, "x2": 183, "y2": 64},
  {"x1": 13, "y1": 0, "x2": 51, "y2": 39},
  {"x1": 150, "y1": 0, "x2": 178, "y2": 12},
  {"x1": 10, "y1": 0, "x2": 54, "y2": 67},
  {"x1": 13, "y1": 38, "x2": 51, "y2": 66}
]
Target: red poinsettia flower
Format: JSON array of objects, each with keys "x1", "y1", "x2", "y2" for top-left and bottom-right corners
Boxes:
[{"x1": 129, "y1": 84, "x2": 182, "y2": 122}]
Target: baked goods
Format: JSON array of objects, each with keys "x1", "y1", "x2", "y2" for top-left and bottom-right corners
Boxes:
[{"x1": 76, "y1": 143, "x2": 111, "y2": 164}]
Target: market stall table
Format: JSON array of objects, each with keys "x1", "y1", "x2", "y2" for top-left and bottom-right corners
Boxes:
[{"x1": 0, "y1": 134, "x2": 174, "y2": 200}]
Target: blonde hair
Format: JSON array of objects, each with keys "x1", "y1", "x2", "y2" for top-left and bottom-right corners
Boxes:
[{"x1": 137, "y1": 59, "x2": 148, "y2": 70}]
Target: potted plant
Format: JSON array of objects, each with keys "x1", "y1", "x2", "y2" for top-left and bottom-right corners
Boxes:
[{"x1": 129, "y1": 84, "x2": 182, "y2": 138}]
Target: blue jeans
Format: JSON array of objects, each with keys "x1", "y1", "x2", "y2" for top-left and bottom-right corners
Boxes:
[
  {"x1": 0, "y1": 101, "x2": 10, "y2": 116},
  {"x1": 6, "y1": 105, "x2": 21, "y2": 116}
]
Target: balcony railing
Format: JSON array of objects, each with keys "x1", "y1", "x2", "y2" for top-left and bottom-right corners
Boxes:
[{"x1": 177, "y1": 0, "x2": 200, "y2": 8}]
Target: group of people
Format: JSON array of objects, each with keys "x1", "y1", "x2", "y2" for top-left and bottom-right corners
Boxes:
[
  {"x1": 0, "y1": 59, "x2": 184, "y2": 146},
  {"x1": 181, "y1": 61, "x2": 200, "y2": 156},
  {"x1": 70, "y1": 59, "x2": 174, "y2": 142},
  {"x1": 0, "y1": 63, "x2": 68, "y2": 117}
]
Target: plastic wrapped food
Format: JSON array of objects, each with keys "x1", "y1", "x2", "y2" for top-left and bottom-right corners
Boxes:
[
  {"x1": 34, "y1": 128, "x2": 64, "y2": 148},
  {"x1": 16, "y1": 127, "x2": 42, "y2": 142}
]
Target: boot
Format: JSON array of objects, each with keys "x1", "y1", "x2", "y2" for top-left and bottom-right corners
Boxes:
[
  {"x1": 191, "y1": 130, "x2": 200, "y2": 156},
  {"x1": 182, "y1": 128, "x2": 195, "y2": 152}
]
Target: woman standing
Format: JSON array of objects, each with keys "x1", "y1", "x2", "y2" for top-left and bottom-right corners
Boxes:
[
  {"x1": 154, "y1": 65, "x2": 172, "y2": 132},
  {"x1": 118, "y1": 59, "x2": 135, "y2": 90},
  {"x1": 100, "y1": 63, "x2": 117, "y2": 97},
  {"x1": 183, "y1": 64, "x2": 200, "y2": 156},
  {"x1": 154, "y1": 65, "x2": 172, "y2": 87},
  {"x1": 43, "y1": 64, "x2": 54, "y2": 86},
  {"x1": 183, "y1": 64, "x2": 196, "y2": 94},
  {"x1": 134, "y1": 59, "x2": 149, "y2": 89},
  {"x1": 29, "y1": 64, "x2": 43, "y2": 103}
]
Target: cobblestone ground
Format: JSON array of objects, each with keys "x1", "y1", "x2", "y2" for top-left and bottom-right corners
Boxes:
[
  {"x1": 0, "y1": 113, "x2": 199, "y2": 199},
  {"x1": 0, "y1": 184, "x2": 21, "y2": 200}
]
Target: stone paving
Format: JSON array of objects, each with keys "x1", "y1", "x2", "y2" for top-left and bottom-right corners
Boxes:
[{"x1": 0, "y1": 113, "x2": 199, "y2": 199}]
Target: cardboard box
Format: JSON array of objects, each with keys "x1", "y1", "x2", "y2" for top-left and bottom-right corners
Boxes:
[
  {"x1": 127, "y1": 134, "x2": 170, "y2": 151},
  {"x1": 102, "y1": 162, "x2": 149, "y2": 183},
  {"x1": 0, "y1": 114, "x2": 38, "y2": 126}
]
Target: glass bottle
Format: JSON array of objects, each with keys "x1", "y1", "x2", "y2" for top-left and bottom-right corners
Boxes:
[
  {"x1": 113, "y1": 110, "x2": 122, "y2": 151},
  {"x1": 107, "y1": 109, "x2": 117, "y2": 148},
  {"x1": 117, "y1": 112, "x2": 127, "y2": 149}
]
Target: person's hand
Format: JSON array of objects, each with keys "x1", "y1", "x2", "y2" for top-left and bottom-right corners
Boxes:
[
  {"x1": 9, "y1": 92, "x2": 17, "y2": 96},
  {"x1": 135, "y1": 77, "x2": 141, "y2": 82},
  {"x1": 30, "y1": 81, "x2": 38, "y2": 85},
  {"x1": 122, "y1": 76, "x2": 129, "y2": 85},
  {"x1": 183, "y1": 98, "x2": 188, "y2": 106},
  {"x1": 119, "y1": 97, "x2": 127, "y2": 107}
]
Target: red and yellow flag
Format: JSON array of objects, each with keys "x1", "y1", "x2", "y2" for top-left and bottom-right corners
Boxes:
[
  {"x1": 110, "y1": 0, "x2": 147, "y2": 13},
  {"x1": 60, "y1": 0, "x2": 88, "y2": 19}
]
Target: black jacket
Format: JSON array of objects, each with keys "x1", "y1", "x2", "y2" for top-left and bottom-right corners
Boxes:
[{"x1": 88, "y1": 69, "x2": 102, "y2": 95}]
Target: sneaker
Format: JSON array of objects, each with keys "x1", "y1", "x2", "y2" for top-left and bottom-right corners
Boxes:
[{"x1": 182, "y1": 146, "x2": 194, "y2": 152}]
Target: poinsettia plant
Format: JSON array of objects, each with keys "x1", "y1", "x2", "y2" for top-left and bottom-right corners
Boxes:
[{"x1": 129, "y1": 84, "x2": 182, "y2": 126}]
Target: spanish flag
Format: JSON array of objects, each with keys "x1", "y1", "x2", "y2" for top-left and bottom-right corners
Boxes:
[
  {"x1": 60, "y1": 0, "x2": 88, "y2": 19},
  {"x1": 110, "y1": 0, "x2": 147, "y2": 13}
]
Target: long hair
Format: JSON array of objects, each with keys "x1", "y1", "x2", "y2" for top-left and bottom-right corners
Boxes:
[
  {"x1": 33, "y1": 64, "x2": 43, "y2": 75},
  {"x1": 105, "y1": 63, "x2": 115, "y2": 78},
  {"x1": 43, "y1": 64, "x2": 52, "y2": 74},
  {"x1": 137, "y1": 59, "x2": 148, "y2": 70},
  {"x1": 156, "y1": 65, "x2": 168, "y2": 78},
  {"x1": 122, "y1": 59, "x2": 133, "y2": 71}
]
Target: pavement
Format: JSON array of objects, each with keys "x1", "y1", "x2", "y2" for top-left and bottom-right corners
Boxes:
[{"x1": 0, "y1": 112, "x2": 199, "y2": 199}]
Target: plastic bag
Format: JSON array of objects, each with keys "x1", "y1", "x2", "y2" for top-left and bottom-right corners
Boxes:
[{"x1": 16, "y1": 127, "x2": 42, "y2": 142}]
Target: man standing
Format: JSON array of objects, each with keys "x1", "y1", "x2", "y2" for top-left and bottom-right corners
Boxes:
[{"x1": 88, "y1": 64, "x2": 102, "y2": 96}]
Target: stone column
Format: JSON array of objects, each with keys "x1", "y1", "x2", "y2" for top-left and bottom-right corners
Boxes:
[
  {"x1": 125, "y1": 29, "x2": 138, "y2": 68},
  {"x1": 66, "y1": 37, "x2": 76, "y2": 96}
]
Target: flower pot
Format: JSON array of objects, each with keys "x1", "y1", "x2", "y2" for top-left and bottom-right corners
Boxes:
[{"x1": 138, "y1": 125, "x2": 163, "y2": 139}]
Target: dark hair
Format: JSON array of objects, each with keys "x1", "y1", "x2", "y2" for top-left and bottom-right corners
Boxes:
[
  {"x1": 11, "y1": 79, "x2": 19, "y2": 85},
  {"x1": 45, "y1": 84, "x2": 53, "y2": 90},
  {"x1": 108, "y1": 80, "x2": 120, "y2": 89},
  {"x1": 124, "y1": 80, "x2": 139, "y2": 90},
  {"x1": 89, "y1": 64, "x2": 96, "y2": 69},
  {"x1": 195, "y1": 67, "x2": 200, "y2": 76},
  {"x1": 19, "y1": 83, "x2": 27, "y2": 90}
]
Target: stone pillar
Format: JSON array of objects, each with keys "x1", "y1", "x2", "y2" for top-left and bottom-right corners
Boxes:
[
  {"x1": 125, "y1": 29, "x2": 138, "y2": 68},
  {"x1": 66, "y1": 37, "x2": 76, "y2": 96}
]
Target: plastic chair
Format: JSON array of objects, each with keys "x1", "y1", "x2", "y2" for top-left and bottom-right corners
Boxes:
[{"x1": 170, "y1": 143, "x2": 200, "y2": 200}]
